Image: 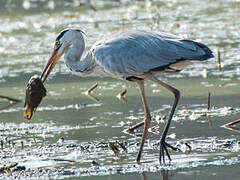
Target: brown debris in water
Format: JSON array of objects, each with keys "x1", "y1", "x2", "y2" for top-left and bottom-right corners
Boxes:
[
  {"x1": 24, "y1": 75, "x2": 46, "y2": 120},
  {"x1": 0, "y1": 163, "x2": 18, "y2": 173},
  {"x1": 109, "y1": 142, "x2": 120, "y2": 156},
  {"x1": 223, "y1": 119, "x2": 240, "y2": 132},
  {"x1": 108, "y1": 141, "x2": 128, "y2": 157}
]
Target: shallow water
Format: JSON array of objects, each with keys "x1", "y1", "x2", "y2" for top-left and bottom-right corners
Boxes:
[{"x1": 0, "y1": 0, "x2": 240, "y2": 179}]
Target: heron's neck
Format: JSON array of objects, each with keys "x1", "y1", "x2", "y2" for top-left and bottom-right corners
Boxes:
[{"x1": 64, "y1": 43, "x2": 94, "y2": 74}]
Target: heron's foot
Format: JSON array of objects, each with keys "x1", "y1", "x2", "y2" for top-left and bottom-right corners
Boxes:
[{"x1": 159, "y1": 138, "x2": 180, "y2": 165}]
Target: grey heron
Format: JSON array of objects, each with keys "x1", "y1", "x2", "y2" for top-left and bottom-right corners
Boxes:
[{"x1": 40, "y1": 29, "x2": 214, "y2": 164}]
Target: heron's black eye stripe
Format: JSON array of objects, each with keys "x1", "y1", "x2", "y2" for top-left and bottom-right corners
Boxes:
[{"x1": 56, "y1": 29, "x2": 69, "y2": 41}]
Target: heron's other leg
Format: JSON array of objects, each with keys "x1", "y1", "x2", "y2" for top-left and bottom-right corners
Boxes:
[
  {"x1": 135, "y1": 80, "x2": 151, "y2": 164},
  {"x1": 147, "y1": 75, "x2": 180, "y2": 165}
]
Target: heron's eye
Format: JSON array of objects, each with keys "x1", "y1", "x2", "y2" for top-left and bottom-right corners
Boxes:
[{"x1": 54, "y1": 41, "x2": 61, "y2": 50}]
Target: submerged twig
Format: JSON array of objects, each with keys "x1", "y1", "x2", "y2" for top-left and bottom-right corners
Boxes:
[
  {"x1": 86, "y1": 93, "x2": 99, "y2": 102},
  {"x1": 33, "y1": 136, "x2": 37, "y2": 144},
  {"x1": 0, "y1": 95, "x2": 21, "y2": 102},
  {"x1": 207, "y1": 91, "x2": 211, "y2": 110},
  {"x1": 53, "y1": 159, "x2": 76, "y2": 163},
  {"x1": 116, "y1": 89, "x2": 127, "y2": 103},
  {"x1": 0, "y1": 95, "x2": 21, "y2": 111},
  {"x1": 1, "y1": 140, "x2": 3, "y2": 150},
  {"x1": 87, "y1": 0, "x2": 97, "y2": 11},
  {"x1": 223, "y1": 119, "x2": 240, "y2": 133},
  {"x1": 225, "y1": 119, "x2": 240, "y2": 127},
  {"x1": 123, "y1": 121, "x2": 144, "y2": 137},
  {"x1": 85, "y1": 83, "x2": 98, "y2": 95},
  {"x1": 207, "y1": 91, "x2": 213, "y2": 128},
  {"x1": 85, "y1": 83, "x2": 99, "y2": 102},
  {"x1": 217, "y1": 49, "x2": 222, "y2": 71},
  {"x1": 53, "y1": 159, "x2": 77, "y2": 168}
]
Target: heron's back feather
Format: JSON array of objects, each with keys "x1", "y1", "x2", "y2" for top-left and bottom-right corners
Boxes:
[{"x1": 92, "y1": 30, "x2": 214, "y2": 77}]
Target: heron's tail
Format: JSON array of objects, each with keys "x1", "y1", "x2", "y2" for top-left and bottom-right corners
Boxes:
[
  {"x1": 171, "y1": 39, "x2": 214, "y2": 61},
  {"x1": 194, "y1": 41, "x2": 214, "y2": 61}
]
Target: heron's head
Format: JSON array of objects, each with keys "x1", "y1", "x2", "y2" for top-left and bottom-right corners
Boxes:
[{"x1": 41, "y1": 29, "x2": 86, "y2": 82}]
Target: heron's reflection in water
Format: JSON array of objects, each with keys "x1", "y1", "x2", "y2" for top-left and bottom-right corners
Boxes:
[{"x1": 141, "y1": 169, "x2": 176, "y2": 180}]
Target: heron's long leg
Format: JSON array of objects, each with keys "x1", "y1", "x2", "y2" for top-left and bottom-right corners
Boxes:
[
  {"x1": 123, "y1": 81, "x2": 143, "y2": 135},
  {"x1": 135, "y1": 80, "x2": 151, "y2": 164},
  {"x1": 147, "y1": 75, "x2": 180, "y2": 164}
]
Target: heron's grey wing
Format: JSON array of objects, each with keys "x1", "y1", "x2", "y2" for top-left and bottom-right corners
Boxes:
[{"x1": 92, "y1": 30, "x2": 213, "y2": 76}]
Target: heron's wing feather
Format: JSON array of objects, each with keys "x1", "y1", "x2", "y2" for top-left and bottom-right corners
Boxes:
[{"x1": 92, "y1": 31, "x2": 213, "y2": 76}]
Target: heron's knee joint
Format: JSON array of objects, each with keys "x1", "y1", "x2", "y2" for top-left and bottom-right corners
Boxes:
[
  {"x1": 144, "y1": 119, "x2": 151, "y2": 128},
  {"x1": 173, "y1": 89, "x2": 180, "y2": 99}
]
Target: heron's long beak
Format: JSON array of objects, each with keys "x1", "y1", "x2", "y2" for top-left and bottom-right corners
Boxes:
[{"x1": 41, "y1": 49, "x2": 60, "y2": 83}]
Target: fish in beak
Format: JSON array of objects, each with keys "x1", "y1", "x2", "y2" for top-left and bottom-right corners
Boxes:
[
  {"x1": 24, "y1": 40, "x2": 63, "y2": 120},
  {"x1": 24, "y1": 75, "x2": 47, "y2": 120}
]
